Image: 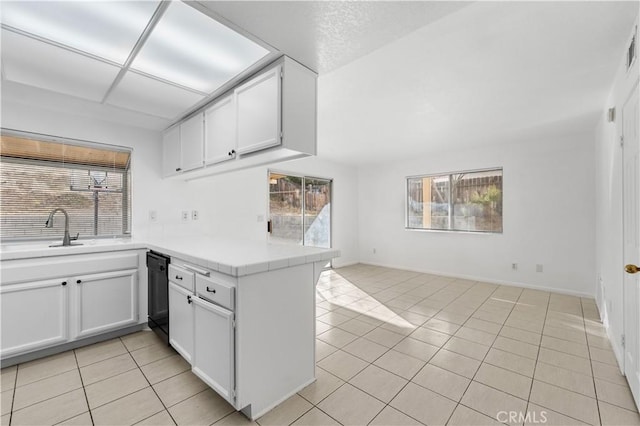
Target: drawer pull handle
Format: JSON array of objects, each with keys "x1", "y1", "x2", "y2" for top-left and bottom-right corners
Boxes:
[
  {"x1": 61, "y1": 281, "x2": 67, "y2": 286},
  {"x1": 76, "y1": 279, "x2": 82, "y2": 284},
  {"x1": 187, "y1": 295, "x2": 192, "y2": 304},
  {"x1": 206, "y1": 286, "x2": 217, "y2": 294},
  {"x1": 175, "y1": 275, "x2": 183, "y2": 280},
  {"x1": 183, "y1": 264, "x2": 210, "y2": 276}
]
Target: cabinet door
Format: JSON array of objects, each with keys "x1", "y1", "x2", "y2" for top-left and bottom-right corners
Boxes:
[
  {"x1": 192, "y1": 297, "x2": 235, "y2": 403},
  {"x1": 169, "y1": 282, "x2": 194, "y2": 363},
  {"x1": 235, "y1": 65, "x2": 282, "y2": 155},
  {"x1": 180, "y1": 113, "x2": 204, "y2": 172},
  {"x1": 75, "y1": 269, "x2": 138, "y2": 338},
  {"x1": 162, "y1": 126, "x2": 181, "y2": 177},
  {"x1": 204, "y1": 95, "x2": 236, "y2": 165},
  {"x1": 1, "y1": 279, "x2": 68, "y2": 358}
]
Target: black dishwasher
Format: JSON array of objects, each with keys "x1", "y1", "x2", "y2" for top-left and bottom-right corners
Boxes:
[{"x1": 147, "y1": 251, "x2": 170, "y2": 345}]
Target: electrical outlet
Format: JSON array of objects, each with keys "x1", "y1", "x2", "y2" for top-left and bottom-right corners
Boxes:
[
  {"x1": 148, "y1": 210, "x2": 157, "y2": 222},
  {"x1": 536, "y1": 264, "x2": 543, "y2": 273},
  {"x1": 181, "y1": 211, "x2": 189, "y2": 222},
  {"x1": 192, "y1": 210, "x2": 199, "y2": 220},
  {"x1": 511, "y1": 263, "x2": 518, "y2": 271}
]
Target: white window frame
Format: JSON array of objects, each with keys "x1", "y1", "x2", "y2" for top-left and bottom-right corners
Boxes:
[{"x1": 405, "y1": 167, "x2": 503, "y2": 234}]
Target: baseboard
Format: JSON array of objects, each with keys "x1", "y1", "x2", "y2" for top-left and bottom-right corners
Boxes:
[
  {"x1": 350, "y1": 261, "x2": 595, "y2": 299},
  {"x1": 243, "y1": 376, "x2": 316, "y2": 420},
  {"x1": 331, "y1": 260, "x2": 359, "y2": 269},
  {"x1": 0, "y1": 324, "x2": 146, "y2": 367}
]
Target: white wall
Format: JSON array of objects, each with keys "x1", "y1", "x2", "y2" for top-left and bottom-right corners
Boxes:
[
  {"x1": 1, "y1": 100, "x2": 359, "y2": 267},
  {"x1": 595, "y1": 17, "x2": 639, "y2": 368},
  {"x1": 357, "y1": 132, "x2": 596, "y2": 297},
  {"x1": 1, "y1": 94, "x2": 359, "y2": 269},
  {"x1": 185, "y1": 156, "x2": 360, "y2": 267}
]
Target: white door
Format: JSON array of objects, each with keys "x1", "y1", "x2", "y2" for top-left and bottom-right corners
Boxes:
[
  {"x1": 192, "y1": 296, "x2": 235, "y2": 404},
  {"x1": 205, "y1": 95, "x2": 236, "y2": 165},
  {"x1": 1, "y1": 278, "x2": 68, "y2": 358},
  {"x1": 169, "y1": 282, "x2": 194, "y2": 363},
  {"x1": 162, "y1": 126, "x2": 181, "y2": 177},
  {"x1": 180, "y1": 113, "x2": 204, "y2": 172},
  {"x1": 623, "y1": 84, "x2": 640, "y2": 408},
  {"x1": 75, "y1": 269, "x2": 138, "y2": 338},
  {"x1": 236, "y1": 65, "x2": 282, "y2": 155}
]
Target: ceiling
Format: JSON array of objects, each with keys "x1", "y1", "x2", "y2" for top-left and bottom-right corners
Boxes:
[
  {"x1": 0, "y1": 1, "x2": 270, "y2": 123},
  {"x1": 198, "y1": 1, "x2": 473, "y2": 74},
  {"x1": 1, "y1": 1, "x2": 637, "y2": 167},
  {"x1": 313, "y1": 1, "x2": 638, "y2": 164}
]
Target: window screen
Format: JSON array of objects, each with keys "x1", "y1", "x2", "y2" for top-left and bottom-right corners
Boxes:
[{"x1": 1, "y1": 133, "x2": 131, "y2": 240}]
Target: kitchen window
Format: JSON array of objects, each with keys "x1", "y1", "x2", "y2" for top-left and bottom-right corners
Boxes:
[
  {"x1": 0, "y1": 132, "x2": 132, "y2": 240},
  {"x1": 406, "y1": 168, "x2": 503, "y2": 233}
]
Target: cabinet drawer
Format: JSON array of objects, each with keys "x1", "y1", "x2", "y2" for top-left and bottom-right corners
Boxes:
[
  {"x1": 169, "y1": 264, "x2": 194, "y2": 292},
  {"x1": 196, "y1": 275, "x2": 234, "y2": 311}
]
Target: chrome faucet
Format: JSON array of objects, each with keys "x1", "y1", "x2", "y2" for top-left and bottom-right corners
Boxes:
[{"x1": 45, "y1": 208, "x2": 80, "y2": 247}]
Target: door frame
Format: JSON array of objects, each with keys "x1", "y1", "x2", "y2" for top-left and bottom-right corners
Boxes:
[{"x1": 267, "y1": 169, "x2": 333, "y2": 253}]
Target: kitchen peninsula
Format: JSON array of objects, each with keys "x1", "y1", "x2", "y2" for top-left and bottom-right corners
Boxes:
[{"x1": 0, "y1": 237, "x2": 339, "y2": 419}]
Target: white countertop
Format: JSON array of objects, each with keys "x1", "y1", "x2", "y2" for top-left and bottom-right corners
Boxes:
[{"x1": 0, "y1": 236, "x2": 340, "y2": 277}]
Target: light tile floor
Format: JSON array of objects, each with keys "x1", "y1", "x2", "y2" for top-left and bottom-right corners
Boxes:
[{"x1": 2, "y1": 264, "x2": 640, "y2": 425}]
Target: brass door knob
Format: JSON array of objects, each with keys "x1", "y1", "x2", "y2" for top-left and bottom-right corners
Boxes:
[{"x1": 625, "y1": 264, "x2": 639, "y2": 274}]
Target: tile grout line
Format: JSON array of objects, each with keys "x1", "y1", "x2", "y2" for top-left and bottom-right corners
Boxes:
[
  {"x1": 315, "y1": 270, "x2": 627, "y2": 426},
  {"x1": 441, "y1": 285, "x2": 524, "y2": 425},
  {"x1": 8, "y1": 363, "x2": 19, "y2": 426},
  {"x1": 583, "y1": 298, "x2": 604, "y2": 426},
  {"x1": 368, "y1": 279, "x2": 507, "y2": 424},
  {"x1": 72, "y1": 349, "x2": 95, "y2": 426},
  {"x1": 523, "y1": 290, "x2": 551, "y2": 426},
  {"x1": 311, "y1": 273, "x2": 445, "y2": 425},
  {"x1": 119, "y1": 335, "x2": 181, "y2": 426}
]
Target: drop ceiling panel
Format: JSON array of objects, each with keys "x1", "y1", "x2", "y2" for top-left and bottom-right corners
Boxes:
[
  {"x1": 1, "y1": 30, "x2": 121, "y2": 102},
  {"x1": 0, "y1": 1, "x2": 160, "y2": 64},
  {"x1": 106, "y1": 71, "x2": 205, "y2": 119},
  {"x1": 130, "y1": 1, "x2": 269, "y2": 93}
]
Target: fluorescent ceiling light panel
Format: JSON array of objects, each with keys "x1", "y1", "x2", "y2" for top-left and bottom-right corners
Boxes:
[
  {"x1": 106, "y1": 71, "x2": 205, "y2": 119},
  {"x1": 0, "y1": 1, "x2": 160, "y2": 64},
  {"x1": 1, "y1": 30, "x2": 121, "y2": 102},
  {"x1": 131, "y1": 1, "x2": 269, "y2": 93}
]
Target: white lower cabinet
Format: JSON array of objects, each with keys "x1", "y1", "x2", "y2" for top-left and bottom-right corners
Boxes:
[
  {"x1": 192, "y1": 295, "x2": 235, "y2": 404},
  {"x1": 169, "y1": 282, "x2": 194, "y2": 363},
  {"x1": 75, "y1": 269, "x2": 138, "y2": 338},
  {"x1": 0, "y1": 250, "x2": 143, "y2": 361},
  {"x1": 0, "y1": 278, "x2": 68, "y2": 358}
]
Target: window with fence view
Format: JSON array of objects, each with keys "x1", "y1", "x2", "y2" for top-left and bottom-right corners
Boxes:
[
  {"x1": 0, "y1": 133, "x2": 131, "y2": 240},
  {"x1": 268, "y1": 172, "x2": 331, "y2": 248},
  {"x1": 407, "y1": 168, "x2": 503, "y2": 233}
]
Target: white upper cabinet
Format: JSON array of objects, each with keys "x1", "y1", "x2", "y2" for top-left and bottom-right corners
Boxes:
[
  {"x1": 235, "y1": 65, "x2": 281, "y2": 155},
  {"x1": 180, "y1": 113, "x2": 204, "y2": 172},
  {"x1": 162, "y1": 55, "x2": 317, "y2": 180},
  {"x1": 162, "y1": 126, "x2": 181, "y2": 177},
  {"x1": 204, "y1": 95, "x2": 236, "y2": 165}
]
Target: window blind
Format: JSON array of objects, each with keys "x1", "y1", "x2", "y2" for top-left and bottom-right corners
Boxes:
[{"x1": 0, "y1": 133, "x2": 132, "y2": 240}]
